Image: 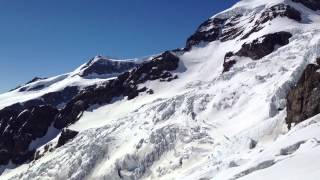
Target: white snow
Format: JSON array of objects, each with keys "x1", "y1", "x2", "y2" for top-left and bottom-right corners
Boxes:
[
  {"x1": 0, "y1": 74, "x2": 109, "y2": 110},
  {"x1": 1, "y1": 0, "x2": 320, "y2": 179},
  {"x1": 0, "y1": 54, "x2": 151, "y2": 110}
]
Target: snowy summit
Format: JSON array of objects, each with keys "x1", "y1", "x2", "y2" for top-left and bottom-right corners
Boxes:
[{"x1": 0, "y1": 0, "x2": 320, "y2": 179}]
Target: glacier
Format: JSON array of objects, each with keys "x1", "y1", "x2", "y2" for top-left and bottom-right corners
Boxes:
[{"x1": 1, "y1": 0, "x2": 320, "y2": 179}]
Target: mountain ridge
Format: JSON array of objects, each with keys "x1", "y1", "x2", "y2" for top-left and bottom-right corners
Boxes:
[{"x1": 1, "y1": 0, "x2": 320, "y2": 179}]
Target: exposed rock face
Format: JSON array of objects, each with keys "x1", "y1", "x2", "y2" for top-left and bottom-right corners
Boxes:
[
  {"x1": 0, "y1": 87, "x2": 78, "y2": 165},
  {"x1": 260, "y1": 4, "x2": 301, "y2": 23},
  {"x1": 54, "y1": 51, "x2": 180, "y2": 129},
  {"x1": 237, "y1": 32, "x2": 292, "y2": 60},
  {"x1": 242, "y1": 4, "x2": 301, "y2": 39},
  {"x1": 185, "y1": 4, "x2": 300, "y2": 50},
  {"x1": 15, "y1": 86, "x2": 78, "y2": 110},
  {"x1": 286, "y1": 62, "x2": 320, "y2": 128},
  {"x1": 56, "y1": 129, "x2": 79, "y2": 148},
  {"x1": 185, "y1": 18, "x2": 226, "y2": 50},
  {"x1": 292, "y1": 0, "x2": 320, "y2": 11},
  {"x1": 185, "y1": 15, "x2": 246, "y2": 50},
  {"x1": 220, "y1": 15, "x2": 244, "y2": 42},
  {"x1": 223, "y1": 32, "x2": 292, "y2": 72},
  {"x1": 223, "y1": 52, "x2": 237, "y2": 73},
  {"x1": 20, "y1": 106, "x2": 58, "y2": 139},
  {"x1": 41, "y1": 86, "x2": 79, "y2": 108},
  {"x1": 79, "y1": 56, "x2": 138, "y2": 78},
  {"x1": 19, "y1": 77, "x2": 49, "y2": 92},
  {"x1": 0, "y1": 86, "x2": 78, "y2": 165},
  {"x1": 0, "y1": 105, "x2": 58, "y2": 165},
  {"x1": 10, "y1": 77, "x2": 47, "y2": 92},
  {"x1": 0, "y1": 51, "x2": 180, "y2": 166}
]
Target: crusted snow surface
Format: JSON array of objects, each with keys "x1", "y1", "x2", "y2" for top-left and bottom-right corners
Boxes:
[
  {"x1": 211, "y1": 114, "x2": 320, "y2": 180},
  {"x1": 1, "y1": 0, "x2": 320, "y2": 179}
]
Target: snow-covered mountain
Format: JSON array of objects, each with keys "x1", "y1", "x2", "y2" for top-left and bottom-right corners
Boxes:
[{"x1": 1, "y1": 0, "x2": 320, "y2": 179}]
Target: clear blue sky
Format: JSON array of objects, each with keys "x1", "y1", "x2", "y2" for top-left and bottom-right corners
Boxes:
[{"x1": 0, "y1": 0, "x2": 239, "y2": 92}]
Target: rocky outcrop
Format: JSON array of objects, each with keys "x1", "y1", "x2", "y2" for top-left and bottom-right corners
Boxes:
[
  {"x1": 186, "y1": 4, "x2": 300, "y2": 50},
  {"x1": 286, "y1": 60, "x2": 320, "y2": 128},
  {"x1": 185, "y1": 18, "x2": 226, "y2": 50},
  {"x1": 260, "y1": 4, "x2": 301, "y2": 24},
  {"x1": 10, "y1": 77, "x2": 47, "y2": 92},
  {"x1": 185, "y1": 15, "x2": 246, "y2": 50},
  {"x1": 0, "y1": 105, "x2": 58, "y2": 165},
  {"x1": 242, "y1": 4, "x2": 301, "y2": 39},
  {"x1": 220, "y1": 15, "x2": 244, "y2": 42},
  {"x1": 223, "y1": 32, "x2": 292, "y2": 72},
  {"x1": 237, "y1": 32, "x2": 292, "y2": 60},
  {"x1": 79, "y1": 56, "x2": 138, "y2": 78},
  {"x1": 41, "y1": 86, "x2": 79, "y2": 108},
  {"x1": 292, "y1": 0, "x2": 320, "y2": 11},
  {"x1": 54, "y1": 51, "x2": 180, "y2": 129},
  {"x1": 18, "y1": 77, "x2": 50, "y2": 92},
  {"x1": 0, "y1": 51, "x2": 180, "y2": 166},
  {"x1": 0, "y1": 85, "x2": 77, "y2": 165},
  {"x1": 223, "y1": 52, "x2": 237, "y2": 73},
  {"x1": 0, "y1": 87, "x2": 78, "y2": 165},
  {"x1": 56, "y1": 129, "x2": 79, "y2": 148},
  {"x1": 12, "y1": 86, "x2": 78, "y2": 110}
]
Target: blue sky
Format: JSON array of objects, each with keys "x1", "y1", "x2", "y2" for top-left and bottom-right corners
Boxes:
[{"x1": 0, "y1": 0, "x2": 239, "y2": 92}]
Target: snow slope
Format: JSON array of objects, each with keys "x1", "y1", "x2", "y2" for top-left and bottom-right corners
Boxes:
[
  {"x1": 0, "y1": 55, "x2": 148, "y2": 110},
  {"x1": 1, "y1": 0, "x2": 320, "y2": 179}
]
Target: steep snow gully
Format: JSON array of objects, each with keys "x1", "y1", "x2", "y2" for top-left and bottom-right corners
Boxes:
[{"x1": 1, "y1": 0, "x2": 320, "y2": 179}]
